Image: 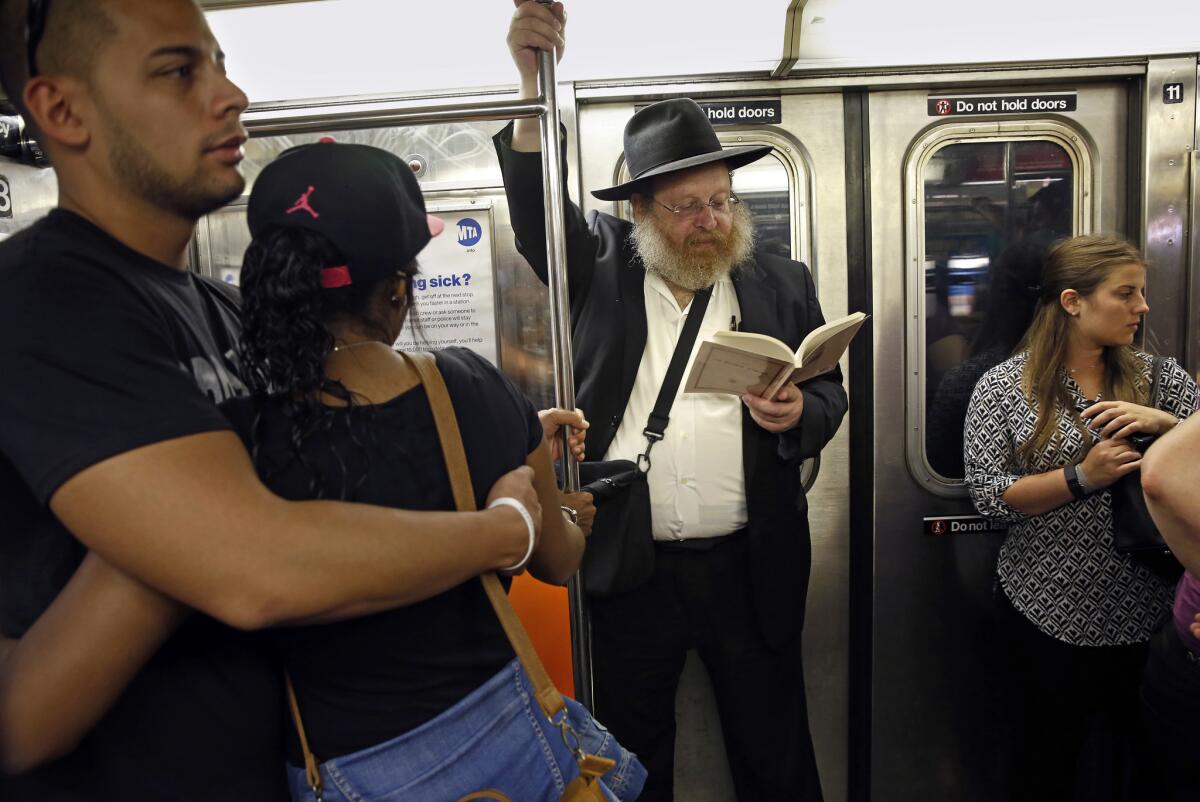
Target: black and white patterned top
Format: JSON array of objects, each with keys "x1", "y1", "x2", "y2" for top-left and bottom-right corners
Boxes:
[{"x1": 965, "y1": 349, "x2": 1198, "y2": 646}]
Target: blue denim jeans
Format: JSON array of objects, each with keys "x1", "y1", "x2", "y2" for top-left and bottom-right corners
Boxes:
[{"x1": 286, "y1": 658, "x2": 645, "y2": 802}]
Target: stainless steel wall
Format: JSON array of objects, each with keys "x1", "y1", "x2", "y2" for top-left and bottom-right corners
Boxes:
[{"x1": 1141, "y1": 56, "x2": 1198, "y2": 362}]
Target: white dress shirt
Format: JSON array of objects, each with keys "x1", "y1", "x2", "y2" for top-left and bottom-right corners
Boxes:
[{"x1": 602, "y1": 271, "x2": 747, "y2": 541}]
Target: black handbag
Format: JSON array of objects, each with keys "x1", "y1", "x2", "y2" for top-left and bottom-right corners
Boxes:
[
  {"x1": 1109, "y1": 356, "x2": 1183, "y2": 579},
  {"x1": 578, "y1": 459, "x2": 652, "y2": 597},
  {"x1": 577, "y1": 287, "x2": 712, "y2": 598}
]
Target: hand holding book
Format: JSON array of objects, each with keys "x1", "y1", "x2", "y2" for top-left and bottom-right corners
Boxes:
[
  {"x1": 742, "y1": 382, "x2": 806, "y2": 432},
  {"x1": 683, "y1": 311, "x2": 868, "y2": 397}
]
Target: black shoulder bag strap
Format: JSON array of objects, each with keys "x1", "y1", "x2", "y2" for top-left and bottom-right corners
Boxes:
[
  {"x1": 637, "y1": 286, "x2": 713, "y2": 471},
  {"x1": 1149, "y1": 355, "x2": 1165, "y2": 409}
]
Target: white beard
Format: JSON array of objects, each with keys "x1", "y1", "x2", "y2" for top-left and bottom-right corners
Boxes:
[{"x1": 629, "y1": 202, "x2": 756, "y2": 291}]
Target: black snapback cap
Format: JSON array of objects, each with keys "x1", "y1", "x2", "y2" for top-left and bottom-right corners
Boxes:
[{"x1": 247, "y1": 141, "x2": 444, "y2": 289}]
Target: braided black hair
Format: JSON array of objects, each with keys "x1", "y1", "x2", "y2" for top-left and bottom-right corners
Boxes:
[{"x1": 238, "y1": 225, "x2": 415, "y2": 498}]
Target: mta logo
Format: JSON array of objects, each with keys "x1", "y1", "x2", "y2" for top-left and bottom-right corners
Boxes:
[{"x1": 456, "y1": 218, "x2": 482, "y2": 247}]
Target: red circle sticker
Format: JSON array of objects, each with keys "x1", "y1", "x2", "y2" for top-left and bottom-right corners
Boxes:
[{"x1": 935, "y1": 99, "x2": 952, "y2": 116}]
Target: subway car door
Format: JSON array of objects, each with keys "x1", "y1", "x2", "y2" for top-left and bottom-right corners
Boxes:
[
  {"x1": 864, "y1": 69, "x2": 1136, "y2": 802},
  {"x1": 575, "y1": 88, "x2": 853, "y2": 802}
]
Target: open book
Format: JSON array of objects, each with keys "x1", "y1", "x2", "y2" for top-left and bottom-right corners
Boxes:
[{"x1": 684, "y1": 311, "x2": 868, "y2": 397}]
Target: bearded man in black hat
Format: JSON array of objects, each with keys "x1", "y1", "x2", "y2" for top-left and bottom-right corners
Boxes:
[{"x1": 497, "y1": 3, "x2": 847, "y2": 800}]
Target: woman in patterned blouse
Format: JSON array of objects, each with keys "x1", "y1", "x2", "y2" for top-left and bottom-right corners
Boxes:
[{"x1": 964, "y1": 234, "x2": 1198, "y2": 802}]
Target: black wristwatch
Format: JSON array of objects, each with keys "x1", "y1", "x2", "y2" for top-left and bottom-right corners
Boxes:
[{"x1": 1063, "y1": 463, "x2": 1087, "y2": 501}]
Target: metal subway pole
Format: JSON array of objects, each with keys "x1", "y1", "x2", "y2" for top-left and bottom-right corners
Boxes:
[{"x1": 536, "y1": 47, "x2": 593, "y2": 710}]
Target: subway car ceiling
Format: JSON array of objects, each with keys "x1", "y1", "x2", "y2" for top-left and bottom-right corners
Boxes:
[
  {"x1": 188, "y1": 0, "x2": 1199, "y2": 103},
  {"x1": 0, "y1": 1, "x2": 1195, "y2": 109}
]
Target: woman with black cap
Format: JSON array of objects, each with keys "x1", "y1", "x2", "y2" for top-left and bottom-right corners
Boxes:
[{"x1": 222, "y1": 140, "x2": 643, "y2": 802}]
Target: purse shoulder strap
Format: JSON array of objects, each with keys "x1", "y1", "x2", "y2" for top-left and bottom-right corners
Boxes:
[
  {"x1": 1150, "y1": 354, "x2": 1166, "y2": 409},
  {"x1": 404, "y1": 350, "x2": 567, "y2": 721},
  {"x1": 286, "y1": 675, "x2": 323, "y2": 796}
]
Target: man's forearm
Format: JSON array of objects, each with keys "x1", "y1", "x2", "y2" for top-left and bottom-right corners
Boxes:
[
  {"x1": 242, "y1": 502, "x2": 528, "y2": 628},
  {"x1": 1143, "y1": 501, "x2": 1200, "y2": 576},
  {"x1": 1143, "y1": 413, "x2": 1200, "y2": 575},
  {"x1": 50, "y1": 431, "x2": 530, "y2": 631},
  {"x1": 116, "y1": 499, "x2": 528, "y2": 630},
  {"x1": 512, "y1": 75, "x2": 542, "y2": 152}
]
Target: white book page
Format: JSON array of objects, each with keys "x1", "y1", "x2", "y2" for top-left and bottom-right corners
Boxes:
[
  {"x1": 797, "y1": 312, "x2": 868, "y2": 364},
  {"x1": 709, "y1": 330, "x2": 796, "y2": 363},
  {"x1": 684, "y1": 342, "x2": 792, "y2": 396}
]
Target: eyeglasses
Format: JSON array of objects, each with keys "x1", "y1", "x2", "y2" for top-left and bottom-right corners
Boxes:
[
  {"x1": 25, "y1": 0, "x2": 51, "y2": 78},
  {"x1": 653, "y1": 194, "x2": 741, "y2": 220}
]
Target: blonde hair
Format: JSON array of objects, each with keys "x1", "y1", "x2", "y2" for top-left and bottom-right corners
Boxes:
[{"x1": 1017, "y1": 234, "x2": 1149, "y2": 458}]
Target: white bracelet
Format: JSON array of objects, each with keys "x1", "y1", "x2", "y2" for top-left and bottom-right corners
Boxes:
[{"x1": 488, "y1": 497, "x2": 536, "y2": 575}]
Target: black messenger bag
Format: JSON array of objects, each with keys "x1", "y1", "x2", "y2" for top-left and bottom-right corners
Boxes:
[
  {"x1": 578, "y1": 459, "x2": 652, "y2": 597},
  {"x1": 577, "y1": 287, "x2": 712, "y2": 598}
]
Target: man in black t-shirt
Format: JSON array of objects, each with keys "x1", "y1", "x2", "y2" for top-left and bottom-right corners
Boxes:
[{"x1": 0, "y1": 2, "x2": 542, "y2": 799}]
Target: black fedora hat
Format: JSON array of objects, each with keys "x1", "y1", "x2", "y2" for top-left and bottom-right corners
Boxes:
[{"x1": 591, "y1": 98, "x2": 773, "y2": 201}]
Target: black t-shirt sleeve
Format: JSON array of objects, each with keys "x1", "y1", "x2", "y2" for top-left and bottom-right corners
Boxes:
[
  {"x1": 219, "y1": 395, "x2": 257, "y2": 450},
  {"x1": 0, "y1": 258, "x2": 232, "y2": 504},
  {"x1": 435, "y1": 347, "x2": 542, "y2": 457}
]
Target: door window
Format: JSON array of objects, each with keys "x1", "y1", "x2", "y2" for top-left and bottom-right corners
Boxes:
[
  {"x1": 919, "y1": 137, "x2": 1079, "y2": 481},
  {"x1": 731, "y1": 153, "x2": 795, "y2": 260}
]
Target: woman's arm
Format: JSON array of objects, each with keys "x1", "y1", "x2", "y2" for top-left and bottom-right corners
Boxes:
[
  {"x1": 1141, "y1": 413, "x2": 1200, "y2": 575},
  {"x1": 964, "y1": 380, "x2": 1028, "y2": 523},
  {"x1": 1000, "y1": 436, "x2": 1141, "y2": 516},
  {"x1": 525, "y1": 436, "x2": 584, "y2": 585},
  {"x1": 998, "y1": 468, "x2": 1077, "y2": 517},
  {"x1": 0, "y1": 553, "x2": 185, "y2": 774}
]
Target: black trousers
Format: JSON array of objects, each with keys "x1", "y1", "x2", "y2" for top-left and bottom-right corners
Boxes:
[
  {"x1": 590, "y1": 533, "x2": 823, "y2": 802},
  {"x1": 1139, "y1": 621, "x2": 1200, "y2": 802},
  {"x1": 995, "y1": 587, "x2": 1156, "y2": 802}
]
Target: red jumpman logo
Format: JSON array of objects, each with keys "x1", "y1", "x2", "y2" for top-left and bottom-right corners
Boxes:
[{"x1": 287, "y1": 186, "x2": 320, "y2": 219}]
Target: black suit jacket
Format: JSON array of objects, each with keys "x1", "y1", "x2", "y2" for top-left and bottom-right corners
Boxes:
[{"x1": 495, "y1": 125, "x2": 848, "y2": 649}]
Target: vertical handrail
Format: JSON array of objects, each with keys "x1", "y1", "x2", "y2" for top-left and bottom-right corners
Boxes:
[{"x1": 536, "y1": 46, "x2": 592, "y2": 709}]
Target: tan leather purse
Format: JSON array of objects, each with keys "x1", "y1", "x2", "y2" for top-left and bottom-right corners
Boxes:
[{"x1": 286, "y1": 351, "x2": 615, "y2": 802}]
